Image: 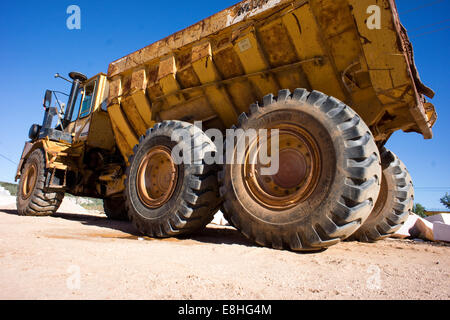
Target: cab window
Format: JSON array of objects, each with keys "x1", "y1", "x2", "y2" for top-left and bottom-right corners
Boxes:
[
  {"x1": 70, "y1": 88, "x2": 82, "y2": 122},
  {"x1": 79, "y1": 80, "x2": 97, "y2": 119}
]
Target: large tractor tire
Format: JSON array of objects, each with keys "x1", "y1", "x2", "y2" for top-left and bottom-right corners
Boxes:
[
  {"x1": 16, "y1": 148, "x2": 64, "y2": 216},
  {"x1": 103, "y1": 197, "x2": 128, "y2": 221},
  {"x1": 350, "y1": 148, "x2": 414, "y2": 242},
  {"x1": 219, "y1": 89, "x2": 382, "y2": 251},
  {"x1": 124, "y1": 121, "x2": 221, "y2": 237}
]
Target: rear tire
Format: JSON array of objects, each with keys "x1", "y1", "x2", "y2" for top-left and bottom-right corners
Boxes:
[
  {"x1": 124, "y1": 121, "x2": 221, "y2": 237},
  {"x1": 350, "y1": 148, "x2": 414, "y2": 242},
  {"x1": 219, "y1": 89, "x2": 382, "y2": 251},
  {"x1": 103, "y1": 197, "x2": 128, "y2": 221},
  {"x1": 16, "y1": 149, "x2": 64, "y2": 216}
]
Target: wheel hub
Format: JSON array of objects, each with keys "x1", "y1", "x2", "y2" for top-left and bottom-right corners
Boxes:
[
  {"x1": 22, "y1": 163, "x2": 37, "y2": 200},
  {"x1": 244, "y1": 124, "x2": 321, "y2": 210},
  {"x1": 136, "y1": 146, "x2": 178, "y2": 209},
  {"x1": 272, "y1": 149, "x2": 307, "y2": 189}
]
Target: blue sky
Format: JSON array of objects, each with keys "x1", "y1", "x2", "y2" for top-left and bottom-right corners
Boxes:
[{"x1": 0, "y1": 0, "x2": 449, "y2": 209}]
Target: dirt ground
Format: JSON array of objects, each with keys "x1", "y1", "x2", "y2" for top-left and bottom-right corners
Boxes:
[{"x1": 0, "y1": 201, "x2": 449, "y2": 300}]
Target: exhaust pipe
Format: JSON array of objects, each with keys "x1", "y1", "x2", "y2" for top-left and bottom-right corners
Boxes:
[{"x1": 63, "y1": 72, "x2": 87, "y2": 127}]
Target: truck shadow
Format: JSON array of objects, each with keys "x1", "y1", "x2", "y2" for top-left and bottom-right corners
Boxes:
[
  {"x1": 1, "y1": 209, "x2": 325, "y2": 253},
  {"x1": 9, "y1": 210, "x2": 252, "y2": 248},
  {"x1": 53, "y1": 211, "x2": 258, "y2": 247}
]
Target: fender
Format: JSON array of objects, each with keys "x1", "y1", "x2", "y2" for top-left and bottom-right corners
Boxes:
[{"x1": 15, "y1": 139, "x2": 72, "y2": 181}]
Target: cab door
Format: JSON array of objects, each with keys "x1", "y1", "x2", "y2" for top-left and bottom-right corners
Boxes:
[
  {"x1": 69, "y1": 74, "x2": 115, "y2": 151},
  {"x1": 72, "y1": 77, "x2": 99, "y2": 143}
]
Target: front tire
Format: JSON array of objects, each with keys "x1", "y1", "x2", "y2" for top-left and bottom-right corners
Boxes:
[
  {"x1": 219, "y1": 89, "x2": 382, "y2": 251},
  {"x1": 16, "y1": 149, "x2": 64, "y2": 216}
]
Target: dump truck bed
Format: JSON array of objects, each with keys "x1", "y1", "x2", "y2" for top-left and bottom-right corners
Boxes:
[{"x1": 106, "y1": 0, "x2": 436, "y2": 160}]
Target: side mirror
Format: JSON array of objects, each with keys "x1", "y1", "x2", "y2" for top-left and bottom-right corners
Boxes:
[{"x1": 43, "y1": 90, "x2": 52, "y2": 109}]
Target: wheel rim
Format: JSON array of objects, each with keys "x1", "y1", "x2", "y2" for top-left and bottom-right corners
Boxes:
[
  {"x1": 22, "y1": 163, "x2": 37, "y2": 200},
  {"x1": 136, "y1": 146, "x2": 178, "y2": 209},
  {"x1": 243, "y1": 124, "x2": 321, "y2": 210}
]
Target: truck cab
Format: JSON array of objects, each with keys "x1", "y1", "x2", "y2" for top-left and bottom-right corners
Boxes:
[
  {"x1": 16, "y1": 72, "x2": 122, "y2": 200},
  {"x1": 65, "y1": 73, "x2": 115, "y2": 151}
]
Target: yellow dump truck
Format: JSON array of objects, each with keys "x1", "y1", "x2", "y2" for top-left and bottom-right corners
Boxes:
[{"x1": 15, "y1": 0, "x2": 436, "y2": 250}]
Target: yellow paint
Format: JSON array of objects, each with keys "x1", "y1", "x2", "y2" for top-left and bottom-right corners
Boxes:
[
  {"x1": 132, "y1": 89, "x2": 154, "y2": 127},
  {"x1": 282, "y1": 5, "x2": 346, "y2": 101},
  {"x1": 191, "y1": 48, "x2": 238, "y2": 128},
  {"x1": 107, "y1": 104, "x2": 139, "y2": 150},
  {"x1": 121, "y1": 94, "x2": 148, "y2": 136},
  {"x1": 233, "y1": 32, "x2": 279, "y2": 97}
]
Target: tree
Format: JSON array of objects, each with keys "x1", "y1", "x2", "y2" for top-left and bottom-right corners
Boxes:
[
  {"x1": 413, "y1": 203, "x2": 426, "y2": 218},
  {"x1": 440, "y1": 193, "x2": 450, "y2": 210}
]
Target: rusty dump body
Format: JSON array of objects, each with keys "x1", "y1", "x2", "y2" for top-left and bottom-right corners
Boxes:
[{"x1": 106, "y1": 0, "x2": 436, "y2": 162}]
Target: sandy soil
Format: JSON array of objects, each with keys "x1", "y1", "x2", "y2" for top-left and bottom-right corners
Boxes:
[{"x1": 0, "y1": 201, "x2": 449, "y2": 300}]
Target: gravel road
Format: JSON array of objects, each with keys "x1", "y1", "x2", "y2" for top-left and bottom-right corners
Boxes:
[{"x1": 0, "y1": 201, "x2": 449, "y2": 300}]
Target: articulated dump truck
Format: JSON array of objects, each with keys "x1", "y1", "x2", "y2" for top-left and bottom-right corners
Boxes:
[{"x1": 16, "y1": 0, "x2": 437, "y2": 251}]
